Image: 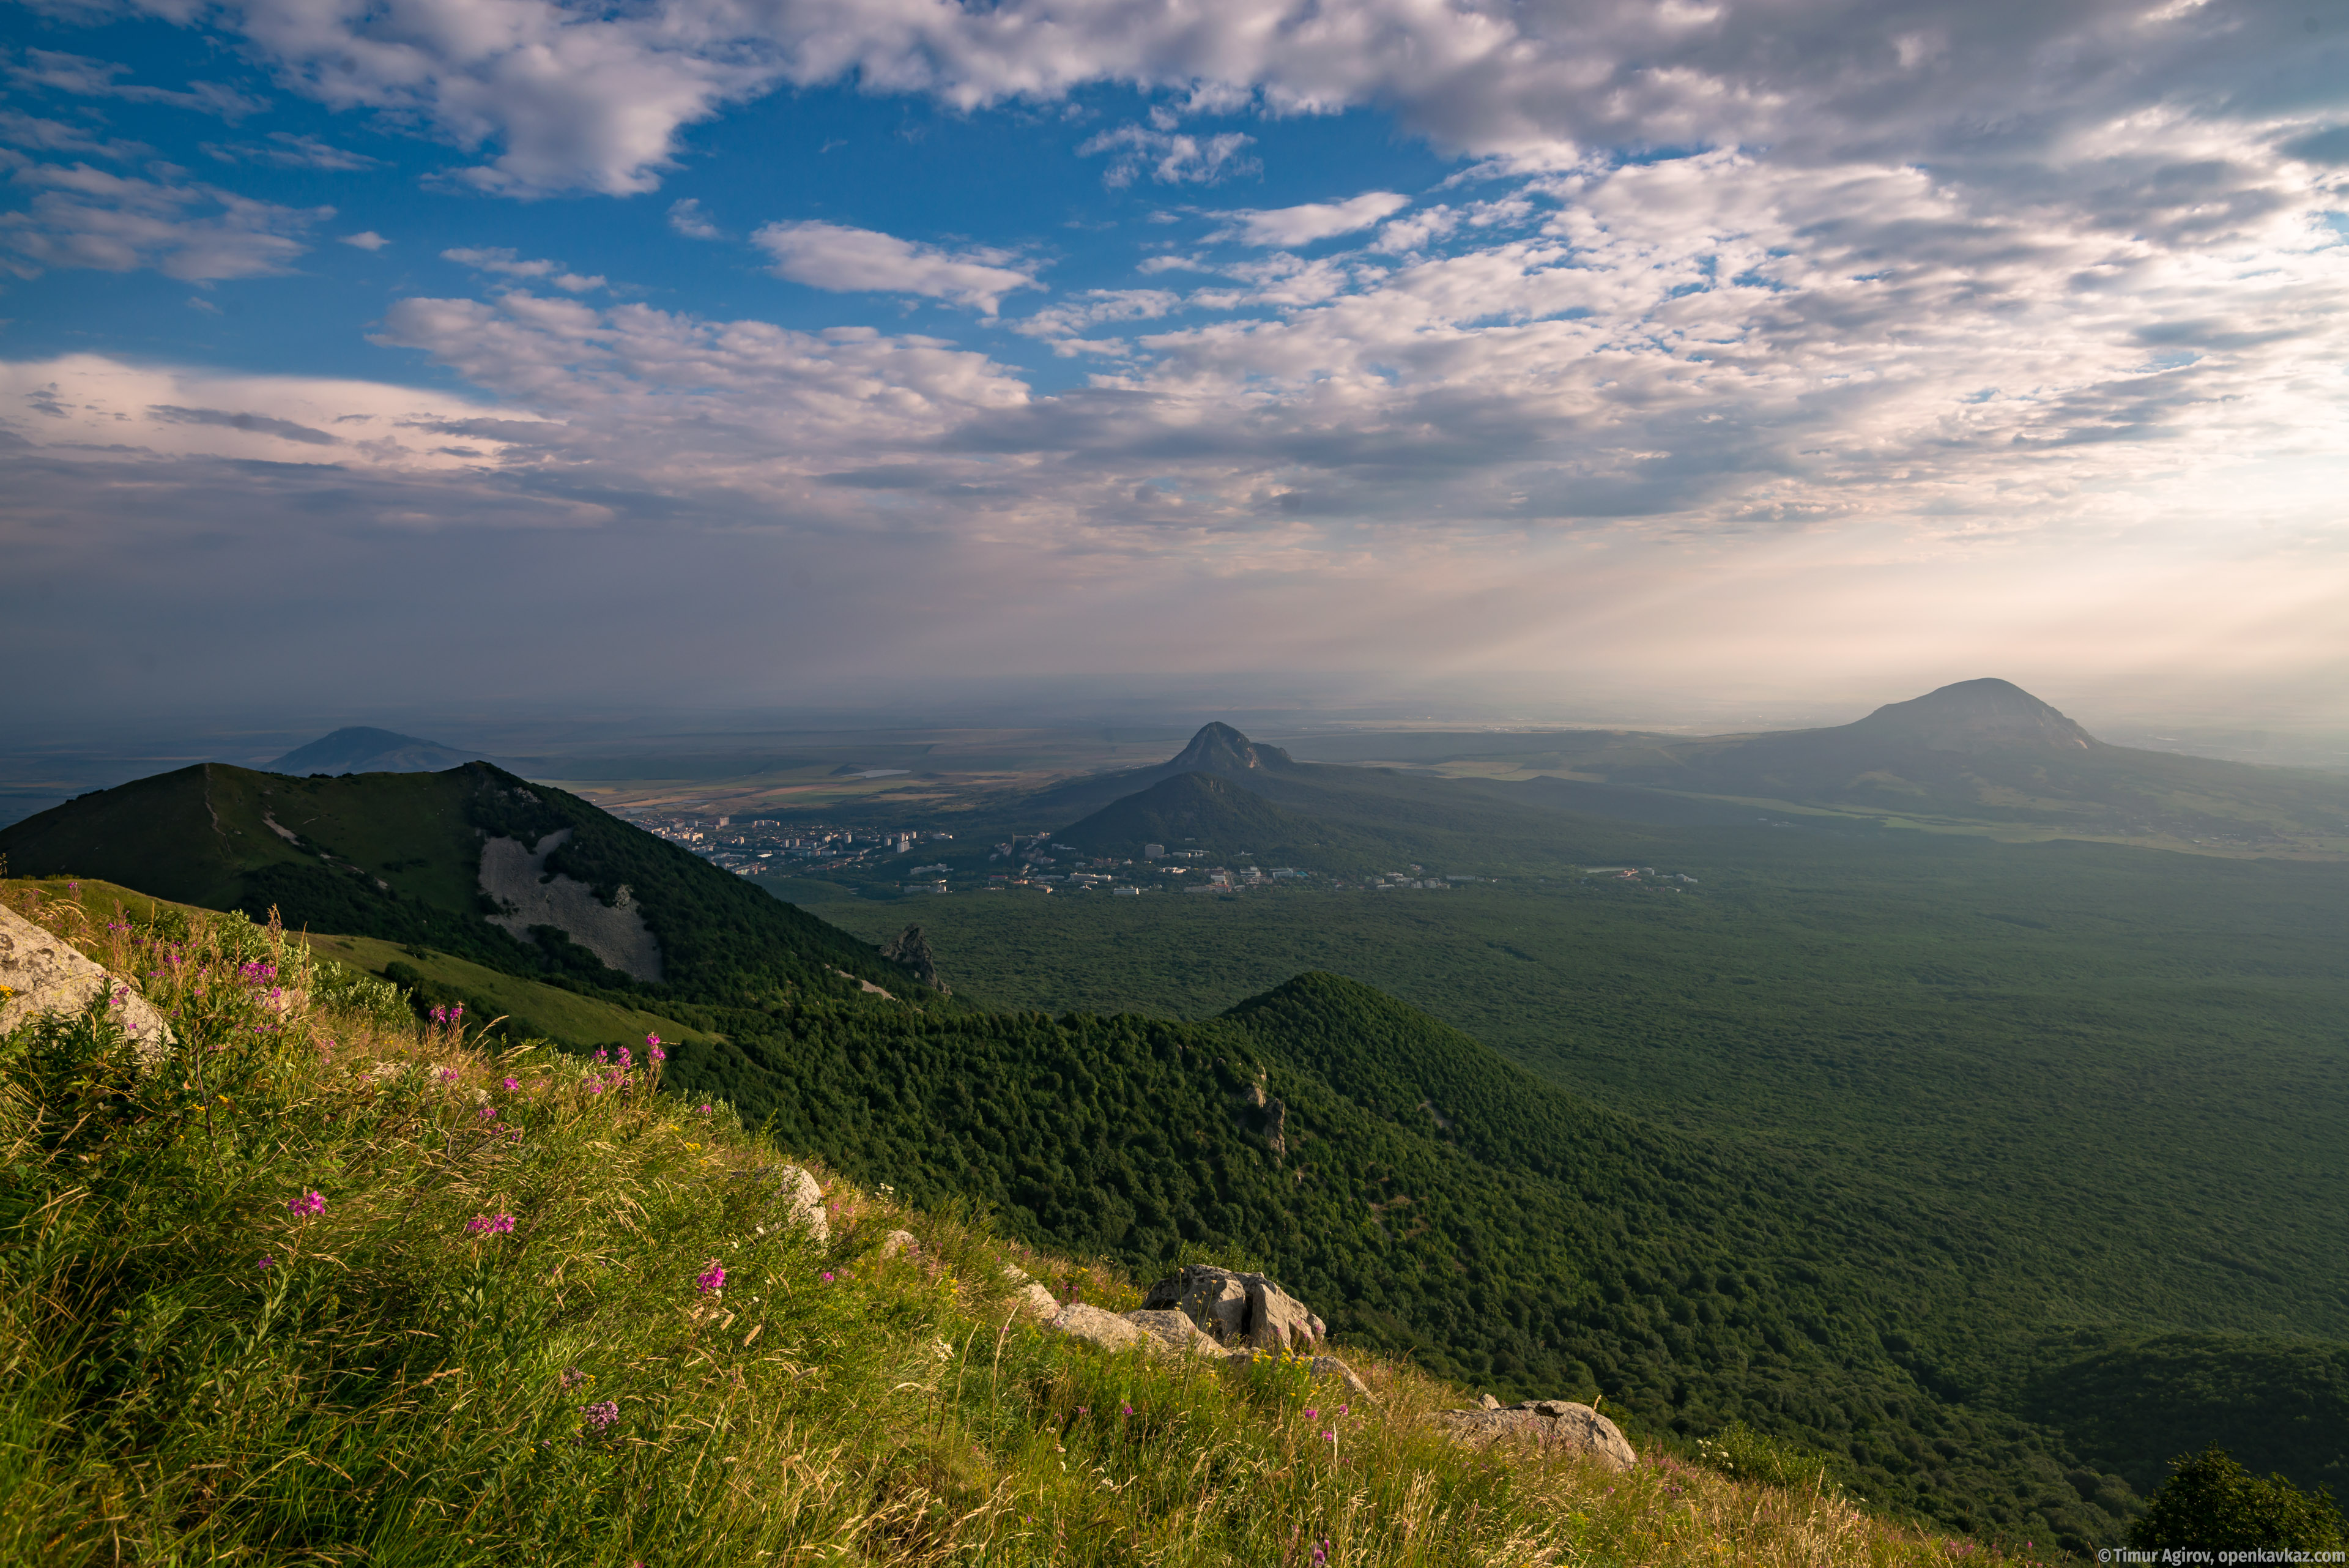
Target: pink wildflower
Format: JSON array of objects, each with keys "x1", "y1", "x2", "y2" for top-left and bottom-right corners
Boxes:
[
  {"x1": 258, "y1": 1254, "x2": 274, "y2": 1269},
  {"x1": 466, "y1": 1214, "x2": 516, "y2": 1235},
  {"x1": 503, "y1": 1077, "x2": 520, "y2": 1091},
  {"x1": 478, "y1": 1105, "x2": 497, "y2": 1120},
  {"x1": 286, "y1": 1191, "x2": 325, "y2": 1217},
  {"x1": 582, "y1": 1400, "x2": 618, "y2": 1429},
  {"x1": 696, "y1": 1260, "x2": 725, "y2": 1294}
]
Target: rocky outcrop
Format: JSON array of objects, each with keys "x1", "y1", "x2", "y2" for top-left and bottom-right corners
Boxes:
[
  {"x1": 1049, "y1": 1302, "x2": 1153, "y2": 1353},
  {"x1": 1001, "y1": 1263, "x2": 1063, "y2": 1318},
  {"x1": 1126, "y1": 1308, "x2": 1223, "y2": 1358},
  {"x1": 1141, "y1": 1264, "x2": 1327, "y2": 1354},
  {"x1": 733, "y1": 1164, "x2": 829, "y2": 1241},
  {"x1": 0, "y1": 904, "x2": 174, "y2": 1068},
  {"x1": 878, "y1": 926, "x2": 949, "y2": 994},
  {"x1": 478, "y1": 828, "x2": 663, "y2": 982},
  {"x1": 879, "y1": 1229, "x2": 921, "y2": 1259},
  {"x1": 1428, "y1": 1399, "x2": 1636, "y2": 1471}
]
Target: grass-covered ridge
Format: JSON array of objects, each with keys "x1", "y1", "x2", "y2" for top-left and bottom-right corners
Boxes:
[{"x1": 0, "y1": 886, "x2": 2027, "y2": 1565}]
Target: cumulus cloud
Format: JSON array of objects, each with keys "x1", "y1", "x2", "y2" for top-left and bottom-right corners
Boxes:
[
  {"x1": 341, "y1": 229, "x2": 390, "y2": 250},
  {"x1": 1, "y1": 163, "x2": 330, "y2": 280},
  {"x1": 1209, "y1": 191, "x2": 1409, "y2": 247},
  {"x1": 442, "y1": 246, "x2": 605, "y2": 292},
  {"x1": 751, "y1": 221, "x2": 1039, "y2": 315}
]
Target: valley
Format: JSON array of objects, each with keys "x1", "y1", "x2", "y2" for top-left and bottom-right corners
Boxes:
[{"x1": 7, "y1": 680, "x2": 2347, "y2": 1555}]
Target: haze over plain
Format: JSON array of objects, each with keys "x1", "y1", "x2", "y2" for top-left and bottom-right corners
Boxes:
[{"x1": 3, "y1": 0, "x2": 2347, "y2": 726}]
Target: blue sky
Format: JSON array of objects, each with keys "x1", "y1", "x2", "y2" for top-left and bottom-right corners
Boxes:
[{"x1": 5, "y1": 0, "x2": 2348, "y2": 722}]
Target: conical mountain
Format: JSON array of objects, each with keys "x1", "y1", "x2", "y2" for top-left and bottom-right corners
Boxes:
[
  {"x1": 1846, "y1": 678, "x2": 2096, "y2": 754},
  {"x1": 1167, "y1": 722, "x2": 1296, "y2": 773},
  {"x1": 270, "y1": 727, "x2": 482, "y2": 775}
]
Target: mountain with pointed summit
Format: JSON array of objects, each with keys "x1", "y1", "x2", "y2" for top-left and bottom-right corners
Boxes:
[
  {"x1": 270, "y1": 727, "x2": 483, "y2": 775},
  {"x1": 1167, "y1": 721, "x2": 1296, "y2": 773}
]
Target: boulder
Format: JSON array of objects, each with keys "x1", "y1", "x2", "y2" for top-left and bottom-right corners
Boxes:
[
  {"x1": 733, "y1": 1164, "x2": 829, "y2": 1241},
  {"x1": 1428, "y1": 1399, "x2": 1636, "y2": 1472},
  {"x1": 1141, "y1": 1265, "x2": 1324, "y2": 1355},
  {"x1": 1001, "y1": 1263, "x2": 1061, "y2": 1318},
  {"x1": 878, "y1": 1229, "x2": 921, "y2": 1259},
  {"x1": 1050, "y1": 1303, "x2": 1152, "y2": 1353},
  {"x1": 0, "y1": 904, "x2": 174, "y2": 1069},
  {"x1": 1124, "y1": 1308, "x2": 1223, "y2": 1358},
  {"x1": 1217, "y1": 1350, "x2": 1372, "y2": 1399}
]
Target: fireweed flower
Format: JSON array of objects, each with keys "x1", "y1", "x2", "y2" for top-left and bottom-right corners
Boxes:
[
  {"x1": 286, "y1": 1191, "x2": 325, "y2": 1217},
  {"x1": 258, "y1": 1254, "x2": 274, "y2": 1269},
  {"x1": 697, "y1": 1261, "x2": 726, "y2": 1293},
  {"x1": 503, "y1": 1077, "x2": 520, "y2": 1091},
  {"x1": 478, "y1": 1105, "x2": 497, "y2": 1120},
  {"x1": 820, "y1": 1271, "x2": 835, "y2": 1284},
  {"x1": 467, "y1": 1214, "x2": 516, "y2": 1235}
]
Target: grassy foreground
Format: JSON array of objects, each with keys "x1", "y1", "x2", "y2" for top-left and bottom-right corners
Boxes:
[{"x1": 0, "y1": 884, "x2": 2041, "y2": 1566}]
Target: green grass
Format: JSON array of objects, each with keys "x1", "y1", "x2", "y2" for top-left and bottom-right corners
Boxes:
[
  {"x1": 302, "y1": 931, "x2": 723, "y2": 1052},
  {"x1": 0, "y1": 888, "x2": 2040, "y2": 1566}
]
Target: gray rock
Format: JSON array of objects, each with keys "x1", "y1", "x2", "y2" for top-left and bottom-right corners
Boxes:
[
  {"x1": 734, "y1": 1164, "x2": 829, "y2": 1241},
  {"x1": 1124, "y1": 1309, "x2": 1223, "y2": 1358},
  {"x1": 879, "y1": 1229, "x2": 921, "y2": 1259},
  {"x1": 0, "y1": 904, "x2": 173, "y2": 1069},
  {"x1": 878, "y1": 926, "x2": 949, "y2": 995},
  {"x1": 1428, "y1": 1399, "x2": 1636, "y2": 1471},
  {"x1": 1310, "y1": 1355, "x2": 1372, "y2": 1399},
  {"x1": 1050, "y1": 1302, "x2": 1151, "y2": 1353},
  {"x1": 1479, "y1": 1392, "x2": 1502, "y2": 1411},
  {"x1": 1140, "y1": 1264, "x2": 1324, "y2": 1354}
]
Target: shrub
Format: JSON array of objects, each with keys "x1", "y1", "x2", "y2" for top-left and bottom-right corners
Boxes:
[{"x1": 2129, "y1": 1446, "x2": 2347, "y2": 1551}]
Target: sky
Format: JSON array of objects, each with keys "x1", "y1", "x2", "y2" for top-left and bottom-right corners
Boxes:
[{"x1": 4, "y1": 0, "x2": 2348, "y2": 728}]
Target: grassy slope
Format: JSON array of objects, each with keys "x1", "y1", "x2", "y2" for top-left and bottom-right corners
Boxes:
[
  {"x1": 0, "y1": 889, "x2": 2034, "y2": 1567},
  {"x1": 300, "y1": 932, "x2": 721, "y2": 1052}
]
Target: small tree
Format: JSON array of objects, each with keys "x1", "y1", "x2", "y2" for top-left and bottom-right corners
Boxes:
[{"x1": 2129, "y1": 1446, "x2": 2346, "y2": 1552}]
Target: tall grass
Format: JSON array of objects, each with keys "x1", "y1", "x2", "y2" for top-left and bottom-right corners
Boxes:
[{"x1": 0, "y1": 882, "x2": 2049, "y2": 1565}]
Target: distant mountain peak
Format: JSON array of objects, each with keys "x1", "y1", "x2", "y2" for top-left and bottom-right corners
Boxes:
[
  {"x1": 1850, "y1": 678, "x2": 2097, "y2": 753},
  {"x1": 1168, "y1": 723, "x2": 1295, "y2": 773},
  {"x1": 269, "y1": 727, "x2": 483, "y2": 775}
]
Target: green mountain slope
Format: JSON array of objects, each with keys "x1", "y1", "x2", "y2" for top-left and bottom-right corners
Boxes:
[{"x1": 0, "y1": 762, "x2": 921, "y2": 1006}]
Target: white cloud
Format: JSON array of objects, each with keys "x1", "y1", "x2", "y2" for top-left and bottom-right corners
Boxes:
[
  {"x1": 204, "y1": 132, "x2": 382, "y2": 171},
  {"x1": 442, "y1": 246, "x2": 605, "y2": 292},
  {"x1": 751, "y1": 221, "x2": 1039, "y2": 316},
  {"x1": 9, "y1": 48, "x2": 265, "y2": 121},
  {"x1": 340, "y1": 229, "x2": 390, "y2": 250},
  {"x1": 667, "y1": 197, "x2": 721, "y2": 239},
  {"x1": 1078, "y1": 124, "x2": 1257, "y2": 188},
  {"x1": 0, "y1": 108, "x2": 149, "y2": 161},
  {"x1": 1209, "y1": 191, "x2": 1409, "y2": 247},
  {"x1": 1, "y1": 162, "x2": 329, "y2": 280}
]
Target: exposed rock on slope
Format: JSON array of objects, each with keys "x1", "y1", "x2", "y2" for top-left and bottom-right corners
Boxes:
[
  {"x1": 1430, "y1": 1399, "x2": 1638, "y2": 1471},
  {"x1": 880, "y1": 925, "x2": 949, "y2": 994},
  {"x1": 0, "y1": 902, "x2": 174, "y2": 1067},
  {"x1": 478, "y1": 828, "x2": 663, "y2": 982}
]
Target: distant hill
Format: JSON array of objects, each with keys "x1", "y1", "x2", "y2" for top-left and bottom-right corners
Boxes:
[
  {"x1": 269, "y1": 726, "x2": 482, "y2": 775},
  {"x1": 1058, "y1": 772, "x2": 1393, "y2": 869},
  {"x1": 1580, "y1": 678, "x2": 2349, "y2": 846}
]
